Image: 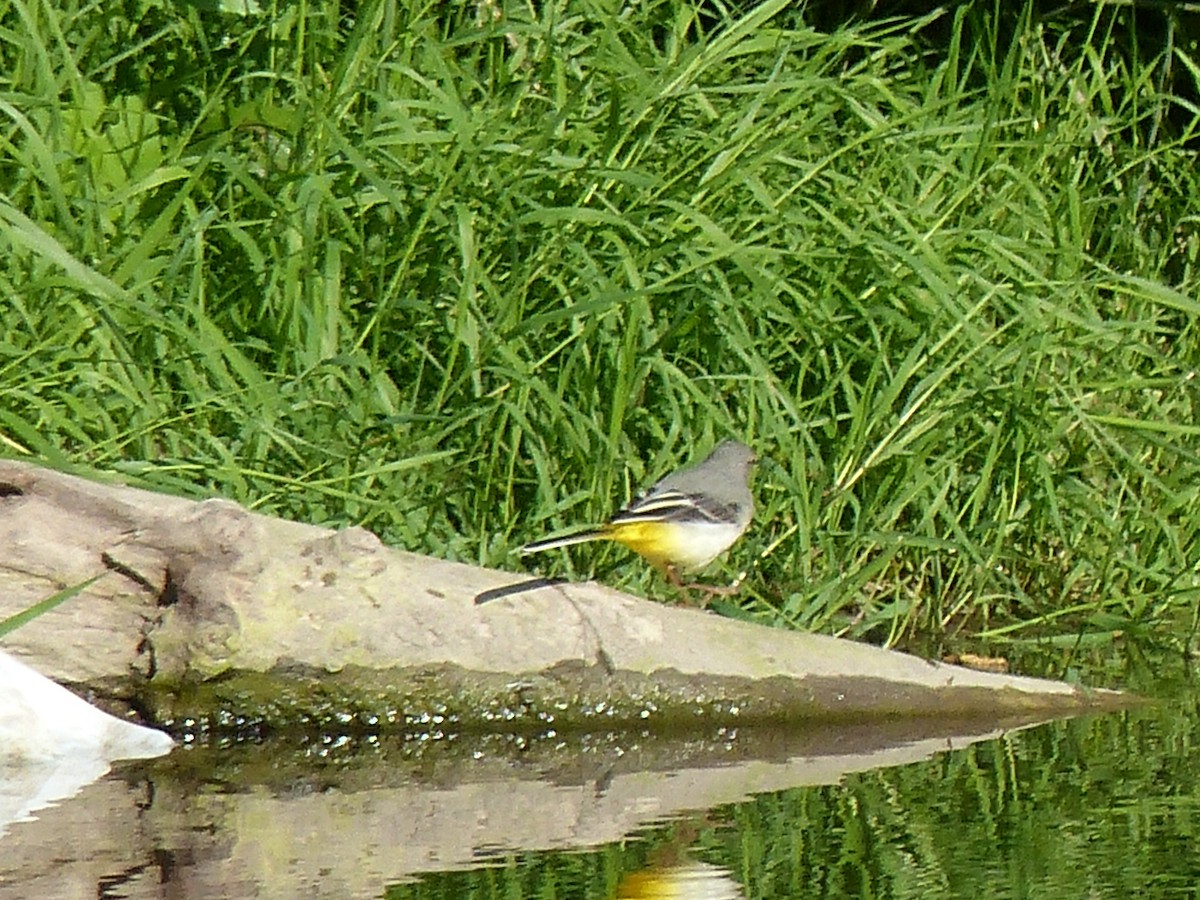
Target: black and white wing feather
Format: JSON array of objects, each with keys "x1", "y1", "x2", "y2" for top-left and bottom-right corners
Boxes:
[{"x1": 609, "y1": 489, "x2": 741, "y2": 527}]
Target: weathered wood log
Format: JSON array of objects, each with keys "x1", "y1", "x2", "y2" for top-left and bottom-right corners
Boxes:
[{"x1": 0, "y1": 460, "x2": 1130, "y2": 734}]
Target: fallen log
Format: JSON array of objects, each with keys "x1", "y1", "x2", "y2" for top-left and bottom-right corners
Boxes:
[{"x1": 0, "y1": 460, "x2": 1130, "y2": 735}]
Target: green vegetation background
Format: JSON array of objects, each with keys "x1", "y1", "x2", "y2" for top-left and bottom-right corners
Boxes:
[{"x1": 3, "y1": 0, "x2": 1199, "y2": 654}]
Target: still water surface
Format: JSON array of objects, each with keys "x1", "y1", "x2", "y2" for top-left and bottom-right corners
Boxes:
[
  {"x1": 395, "y1": 693, "x2": 1198, "y2": 898},
  {"x1": 2, "y1": 653, "x2": 1196, "y2": 899}
]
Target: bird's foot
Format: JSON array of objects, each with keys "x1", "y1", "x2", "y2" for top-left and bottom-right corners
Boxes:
[{"x1": 665, "y1": 566, "x2": 741, "y2": 609}]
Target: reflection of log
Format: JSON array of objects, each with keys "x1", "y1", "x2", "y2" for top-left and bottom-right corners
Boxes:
[
  {"x1": 0, "y1": 461, "x2": 1130, "y2": 732},
  {"x1": 0, "y1": 715, "x2": 1064, "y2": 898}
]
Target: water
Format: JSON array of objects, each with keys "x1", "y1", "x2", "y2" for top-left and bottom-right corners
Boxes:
[
  {"x1": 738, "y1": 707, "x2": 1198, "y2": 898},
  {"x1": 387, "y1": 702, "x2": 1200, "y2": 899},
  {"x1": 3, "y1": 654, "x2": 1197, "y2": 899}
]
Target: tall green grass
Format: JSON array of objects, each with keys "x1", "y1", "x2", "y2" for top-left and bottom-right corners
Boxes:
[{"x1": 1, "y1": 0, "x2": 1197, "y2": 653}]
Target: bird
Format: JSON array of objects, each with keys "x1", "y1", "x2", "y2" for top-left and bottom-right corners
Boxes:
[{"x1": 520, "y1": 440, "x2": 757, "y2": 603}]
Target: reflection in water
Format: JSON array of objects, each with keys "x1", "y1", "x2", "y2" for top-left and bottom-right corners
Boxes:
[
  {"x1": 615, "y1": 860, "x2": 745, "y2": 900},
  {"x1": 4, "y1": 702, "x2": 1166, "y2": 899}
]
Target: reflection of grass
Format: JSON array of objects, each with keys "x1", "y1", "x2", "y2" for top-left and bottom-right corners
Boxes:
[
  {"x1": 379, "y1": 702, "x2": 1198, "y2": 899},
  {"x1": 718, "y1": 706, "x2": 1199, "y2": 899},
  {"x1": 2, "y1": 1, "x2": 1197, "y2": 651}
]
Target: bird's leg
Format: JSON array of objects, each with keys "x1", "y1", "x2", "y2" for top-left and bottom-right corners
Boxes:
[
  {"x1": 665, "y1": 565, "x2": 740, "y2": 609},
  {"x1": 665, "y1": 564, "x2": 685, "y2": 589},
  {"x1": 663, "y1": 564, "x2": 690, "y2": 604}
]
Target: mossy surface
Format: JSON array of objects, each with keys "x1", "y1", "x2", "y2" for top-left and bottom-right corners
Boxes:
[{"x1": 141, "y1": 661, "x2": 1135, "y2": 742}]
